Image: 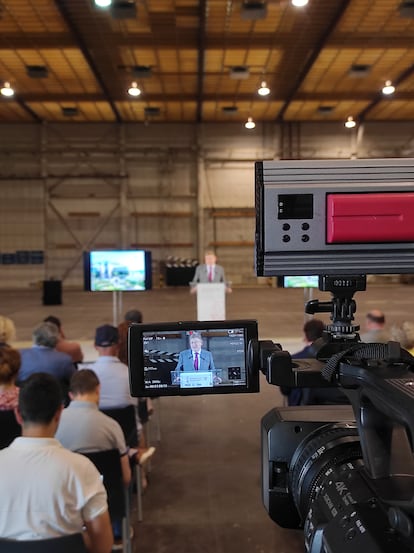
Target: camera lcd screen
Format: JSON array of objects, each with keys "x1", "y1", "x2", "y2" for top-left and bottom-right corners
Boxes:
[
  {"x1": 83, "y1": 250, "x2": 152, "y2": 292},
  {"x1": 128, "y1": 320, "x2": 259, "y2": 397}
]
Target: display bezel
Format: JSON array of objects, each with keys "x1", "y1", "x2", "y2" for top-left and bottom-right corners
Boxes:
[
  {"x1": 128, "y1": 319, "x2": 259, "y2": 397},
  {"x1": 83, "y1": 250, "x2": 152, "y2": 292}
]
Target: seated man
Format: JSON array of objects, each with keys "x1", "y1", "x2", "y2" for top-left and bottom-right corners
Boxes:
[
  {"x1": 360, "y1": 309, "x2": 390, "y2": 343},
  {"x1": 56, "y1": 369, "x2": 131, "y2": 548},
  {"x1": 44, "y1": 315, "x2": 84, "y2": 364},
  {"x1": 18, "y1": 321, "x2": 76, "y2": 404},
  {"x1": 117, "y1": 309, "x2": 143, "y2": 366},
  {"x1": 0, "y1": 372, "x2": 112, "y2": 552},
  {"x1": 91, "y1": 325, "x2": 155, "y2": 467}
]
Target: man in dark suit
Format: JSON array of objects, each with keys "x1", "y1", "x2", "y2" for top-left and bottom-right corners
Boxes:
[
  {"x1": 190, "y1": 251, "x2": 231, "y2": 293},
  {"x1": 175, "y1": 332, "x2": 215, "y2": 372}
]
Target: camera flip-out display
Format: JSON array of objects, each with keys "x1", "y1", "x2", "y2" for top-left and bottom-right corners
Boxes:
[{"x1": 128, "y1": 320, "x2": 259, "y2": 397}]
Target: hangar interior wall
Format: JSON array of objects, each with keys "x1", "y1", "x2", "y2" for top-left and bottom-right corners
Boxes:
[{"x1": 0, "y1": 121, "x2": 413, "y2": 289}]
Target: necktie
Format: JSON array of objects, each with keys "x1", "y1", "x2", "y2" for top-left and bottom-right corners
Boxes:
[
  {"x1": 194, "y1": 352, "x2": 199, "y2": 370},
  {"x1": 208, "y1": 266, "x2": 213, "y2": 282}
]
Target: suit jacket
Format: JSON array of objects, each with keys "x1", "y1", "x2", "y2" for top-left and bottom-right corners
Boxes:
[
  {"x1": 175, "y1": 349, "x2": 215, "y2": 371},
  {"x1": 18, "y1": 346, "x2": 76, "y2": 384},
  {"x1": 18, "y1": 346, "x2": 76, "y2": 406},
  {"x1": 190, "y1": 264, "x2": 225, "y2": 285}
]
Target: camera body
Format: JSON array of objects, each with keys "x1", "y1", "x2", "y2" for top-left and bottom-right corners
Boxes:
[
  {"x1": 260, "y1": 356, "x2": 414, "y2": 552},
  {"x1": 261, "y1": 405, "x2": 357, "y2": 528},
  {"x1": 256, "y1": 158, "x2": 414, "y2": 551}
]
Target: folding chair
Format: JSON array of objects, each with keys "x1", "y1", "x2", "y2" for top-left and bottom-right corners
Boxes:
[
  {"x1": 101, "y1": 405, "x2": 143, "y2": 521},
  {"x1": 0, "y1": 409, "x2": 21, "y2": 449},
  {"x1": 82, "y1": 449, "x2": 132, "y2": 553}
]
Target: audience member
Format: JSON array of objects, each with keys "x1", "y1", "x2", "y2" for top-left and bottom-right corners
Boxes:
[
  {"x1": 56, "y1": 369, "x2": 131, "y2": 548},
  {"x1": 0, "y1": 373, "x2": 113, "y2": 551},
  {"x1": 360, "y1": 309, "x2": 390, "y2": 343},
  {"x1": 0, "y1": 315, "x2": 16, "y2": 347},
  {"x1": 189, "y1": 250, "x2": 232, "y2": 293},
  {"x1": 0, "y1": 346, "x2": 21, "y2": 411},
  {"x1": 281, "y1": 319, "x2": 349, "y2": 406},
  {"x1": 18, "y1": 321, "x2": 76, "y2": 404},
  {"x1": 91, "y1": 324, "x2": 155, "y2": 467},
  {"x1": 280, "y1": 319, "x2": 325, "y2": 406},
  {"x1": 117, "y1": 310, "x2": 154, "y2": 453},
  {"x1": 44, "y1": 315, "x2": 84, "y2": 363},
  {"x1": 117, "y1": 309, "x2": 142, "y2": 366},
  {"x1": 390, "y1": 321, "x2": 414, "y2": 355}
]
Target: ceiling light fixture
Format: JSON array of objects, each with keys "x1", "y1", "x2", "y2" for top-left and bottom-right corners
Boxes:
[
  {"x1": 291, "y1": 0, "x2": 309, "y2": 7},
  {"x1": 245, "y1": 117, "x2": 256, "y2": 129},
  {"x1": 128, "y1": 82, "x2": 141, "y2": 97},
  {"x1": 258, "y1": 81, "x2": 270, "y2": 96},
  {"x1": 0, "y1": 82, "x2": 14, "y2": 97},
  {"x1": 94, "y1": 0, "x2": 112, "y2": 7},
  {"x1": 382, "y1": 80, "x2": 395, "y2": 95},
  {"x1": 344, "y1": 116, "x2": 356, "y2": 129}
]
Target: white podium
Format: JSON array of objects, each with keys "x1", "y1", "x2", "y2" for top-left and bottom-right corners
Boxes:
[{"x1": 196, "y1": 282, "x2": 226, "y2": 321}]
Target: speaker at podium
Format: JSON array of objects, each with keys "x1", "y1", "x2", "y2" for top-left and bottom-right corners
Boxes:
[{"x1": 195, "y1": 282, "x2": 226, "y2": 321}]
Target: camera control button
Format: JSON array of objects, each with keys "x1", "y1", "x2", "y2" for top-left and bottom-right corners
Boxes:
[
  {"x1": 346, "y1": 528, "x2": 356, "y2": 540},
  {"x1": 301, "y1": 235, "x2": 310, "y2": 242},
  {"x1": 339, "y1": 515, "x2": 350, "y2": 528},
  {"x1": 282, "y1": 223, "x2": 290, "y2": 231},
  {"x1": 302, "y1": 223, "x2": 310, "y2": 230},
  {"x1": 282, "y1": 235, "x2": 290, "y2": 243}
]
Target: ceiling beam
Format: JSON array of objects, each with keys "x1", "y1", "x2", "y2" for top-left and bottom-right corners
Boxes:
[
  {"x1": 2, "y1": 32, "x2": 413, "y2": 51},
  {"x1": 358, "y1": 63, "x2": 414, "y2": 122},
  {"x1": 17, "y1": 91, "x2": 414, "y2": 103},
  {"x1": 53, "y1": 0, "x2": 122, "y2": 123},
  {"x1": 196, "y1": 0, "x2": 207, "y2": 123},
  {"x1": 277, "y1": 0, "x2": 353, "y2": 122},
  {"x1": 14, "y1": 96, "x2": 42, "y2": 122}
]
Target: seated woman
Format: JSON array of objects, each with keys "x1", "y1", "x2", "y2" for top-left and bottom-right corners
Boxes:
[
  {"x1": 0, "y1": 315, "x2": 16, "y2": 348},
  {"x1": 0, "y1": 346, "x2": 21, "y2": 411}
]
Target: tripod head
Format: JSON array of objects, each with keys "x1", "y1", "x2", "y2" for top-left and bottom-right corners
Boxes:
[{"x1": 306, "y1": 275, "x2": 367, "y2": 359}]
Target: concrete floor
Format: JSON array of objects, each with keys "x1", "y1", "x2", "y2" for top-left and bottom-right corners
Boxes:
[{"x1": 1, "y1": 281, "x2": 413, "y2": 553}]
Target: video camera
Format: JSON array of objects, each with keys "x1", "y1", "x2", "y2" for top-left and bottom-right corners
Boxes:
[
  {"x1": 256, "y1": 158, "x2": 414, "y2": 553},
  {"x1": 128, "y1": 158, "x2": 414, "y2": 552}
]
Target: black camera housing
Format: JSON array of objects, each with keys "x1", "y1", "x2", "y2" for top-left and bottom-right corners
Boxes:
[
  {"x1": 254, "y1": 158, "x2": 414, "y2": 551},
  {"x1": 261, "y1": 405, "x2": 357, "y2": 528}
]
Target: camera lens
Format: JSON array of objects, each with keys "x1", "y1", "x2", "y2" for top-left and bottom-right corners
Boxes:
[{"x1": 289, "y1": 423, "x2": 362, "y2": 520}]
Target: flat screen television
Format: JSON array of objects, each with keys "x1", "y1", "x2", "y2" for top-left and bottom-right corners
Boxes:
[
  {"x1": 83, "y1": 250, "x2": 152, "y2": 291},
  {"x1": 277, "y1": 275, "x2": 319, "y2": 288},
  {"x1": 128, "y1": 319, "x2": 259, "y2": 397}
]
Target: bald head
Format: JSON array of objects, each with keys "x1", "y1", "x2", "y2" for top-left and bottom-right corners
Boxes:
[{"x1": 365, "y1": 310, "x2": 385, "y2": 329}]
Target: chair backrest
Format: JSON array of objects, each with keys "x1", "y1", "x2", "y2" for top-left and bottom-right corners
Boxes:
[
  {"x1": 81, "y1": 449, "x2": 125, "y2": 521},
  {"x1": 101, "y1": 405, "x2": 138, "y2": 447},
  {"x1": 0, "y1": 409, "x2": 21, "y2": 449},
  {"x1": 0, "y1": 532, "x2": 87, "y2": 552}
]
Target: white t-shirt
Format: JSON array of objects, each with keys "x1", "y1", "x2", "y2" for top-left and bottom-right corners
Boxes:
[
  {"x1": 92, "y1": 355, "x2": 136, "y2": 409},
  {"x1": 0, "y1": 437, "x2": 108, "y2": 540}
]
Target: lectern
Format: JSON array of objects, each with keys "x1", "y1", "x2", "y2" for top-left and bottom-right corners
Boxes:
[{"x1": 196, "y1": 282, "x2": 226, "y2": 321}]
